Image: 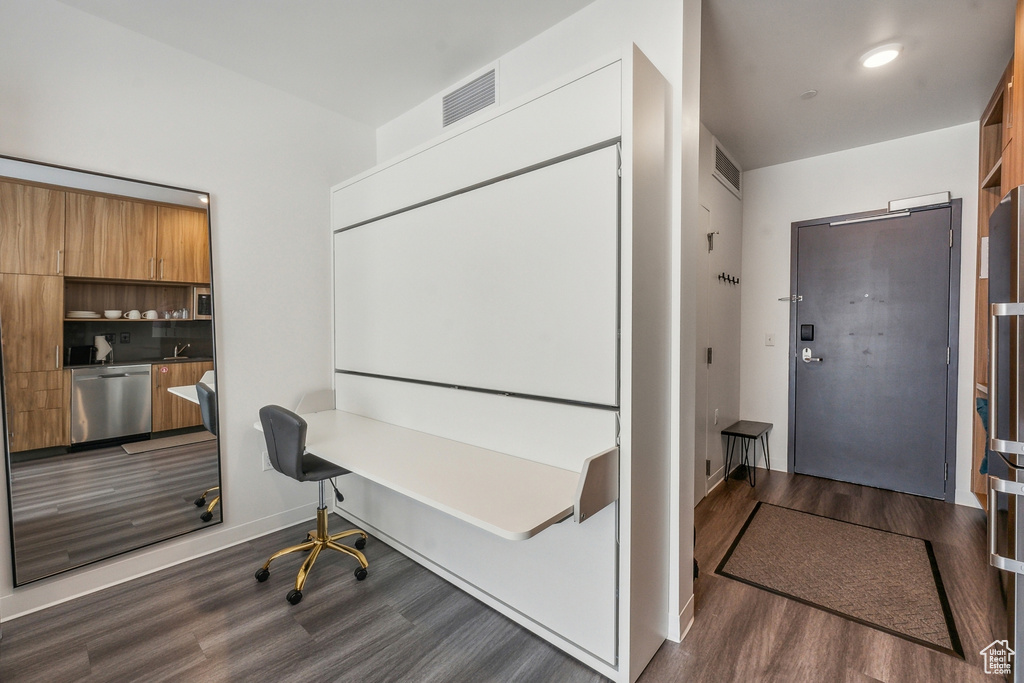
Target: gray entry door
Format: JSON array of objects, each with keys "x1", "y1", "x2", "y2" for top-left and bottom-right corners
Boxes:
[{"x1": 791, "y1": 206, "x2": 955, "y2": 499}]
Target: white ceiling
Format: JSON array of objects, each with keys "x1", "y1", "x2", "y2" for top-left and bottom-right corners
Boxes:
[
  {"x1": 55, "y1": 0, "x2": 597, "y2": 127},
  {"x1": 702, "y1": 0, "x2": 1016, "y2": 169},
  {"x1": 56, "y1": 0, "x2": 1016, "y2": 171}
]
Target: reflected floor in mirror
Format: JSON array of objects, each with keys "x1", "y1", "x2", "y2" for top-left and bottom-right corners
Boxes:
[{"x1": 9, "y1": 437, "x2": 220, "y2": 584}]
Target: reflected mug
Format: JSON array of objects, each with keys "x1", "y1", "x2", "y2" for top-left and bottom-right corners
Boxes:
[
  {"x1": 124, "y1": 309, "x2": 141, "y2": 319},
  {"x1": 143, "y1": 310, "x2": 158, "y2": 320}
]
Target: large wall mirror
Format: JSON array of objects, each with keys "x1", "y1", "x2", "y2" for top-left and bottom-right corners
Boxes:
[{"x1": 0, "y1": 155, "x2": 220, "y2": 585}]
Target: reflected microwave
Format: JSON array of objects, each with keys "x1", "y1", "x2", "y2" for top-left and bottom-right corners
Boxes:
[{"x1": 193, "y1": 286, "x2": 212, "y2": 320}]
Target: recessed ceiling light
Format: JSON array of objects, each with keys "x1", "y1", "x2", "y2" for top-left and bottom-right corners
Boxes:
[{"x1": 860, "y1": 43, "x2": 902, "y2": 68}]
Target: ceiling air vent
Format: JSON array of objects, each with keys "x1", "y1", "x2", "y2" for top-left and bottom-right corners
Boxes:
[
  {"x1": 442, "y1": 69, "x2": 496, "y2": 127},
  {"x1": 712, "y1": 137, "x2": 742, "y2": 199}
]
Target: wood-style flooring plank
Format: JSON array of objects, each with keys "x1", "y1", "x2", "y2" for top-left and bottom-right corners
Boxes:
[
  {"x1": 9, "y1": 440, "x2": 220, "y2": 583},
  {"x1": 0, "y1": 468, "x2": 1007, "y2": 682},
  {"x1": 642, "y1": 469, "x2": 1002, "y2": 683}
]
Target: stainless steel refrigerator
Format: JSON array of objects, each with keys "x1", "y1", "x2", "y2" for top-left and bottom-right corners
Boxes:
[{"x1": 988, "y1": 185, "x2": 1024, "y2": 681}]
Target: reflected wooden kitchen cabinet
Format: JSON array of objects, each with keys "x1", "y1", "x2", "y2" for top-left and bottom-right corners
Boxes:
[
  {"x1": 4, "y1": 370, "x2": 69, "y2": 451},
  {"x1": 0, "y1": 181, "x2": 65, "y2": 276},
  {"x1": 64, "y1": 193, "x2": 158, "y2": 281},
  {"x1": 64, "y1": 195, "x2": 209, "y2": 284},
  {"x1": 156, "y1": 206, "x2": 210, "y2": 284},
  {"x1": 0, "y1": 273, "x2": 63, "y2": 373},
  {"x1": 151, "y1": 360, "x2": 213, "y2": 432}
]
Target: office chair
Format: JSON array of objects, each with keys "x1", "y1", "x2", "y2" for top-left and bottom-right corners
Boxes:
[
  {"x1": 193, "y1": 381, "x2": 220, "y2": 523},
  {"x1": 254, "y1": 404, "x2": 368, "y2": 605}
]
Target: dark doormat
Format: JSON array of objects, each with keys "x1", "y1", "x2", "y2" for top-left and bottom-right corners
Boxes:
[{"x1": 716, "y1": 502, "x2": 963, "y2": 658}]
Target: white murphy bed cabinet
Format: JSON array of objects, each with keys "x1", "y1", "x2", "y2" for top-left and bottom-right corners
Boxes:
[{"x1": 327, "y1": 47, "x2": 671, "y2": 682}]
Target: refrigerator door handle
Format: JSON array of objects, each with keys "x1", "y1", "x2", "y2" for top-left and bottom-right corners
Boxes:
[
  {"x1": 989, "y1": 303, "x2": 1024, "y2": 456},
  {"x1": 989, "y1": 476, "x2": 1024, "y2": 574}
]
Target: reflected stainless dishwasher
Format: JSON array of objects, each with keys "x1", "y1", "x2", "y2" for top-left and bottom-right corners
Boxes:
[{"x1": 71, "y1": 364, "x2": 152, "y2": 444}]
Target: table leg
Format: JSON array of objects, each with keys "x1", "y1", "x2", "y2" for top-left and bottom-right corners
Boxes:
[
  {"x1": 760, "y1": 433, "x2": 771, "y2": 470},
  {"x1": 725, "y1": 435, "x2": 735, "y2": 479},
  {"x1": 743, "y1": 438, "x2": 755, "y2": 487}
]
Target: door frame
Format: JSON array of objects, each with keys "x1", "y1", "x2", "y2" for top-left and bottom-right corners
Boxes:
[{"x1": 785, "y1": 199, "x2": 962, "y2": 502}]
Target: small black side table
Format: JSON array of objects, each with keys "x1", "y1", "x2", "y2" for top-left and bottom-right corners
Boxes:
[{"x1": 722, "y1": 420, "x2": 772, "y2": 487}]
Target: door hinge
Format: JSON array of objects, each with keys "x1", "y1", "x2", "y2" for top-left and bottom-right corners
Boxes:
[
  {"x1": 706, "y1": 460, "x2": 711, "y2": 477},
  {"x1": 944, "y1": 462, "x2": 948, "y2": 481},
  {"x1": 949, "y1": 229, "x2": 953, "y2": 248},
  {"x1": 947, "y1": 347, "x2": 950, "y2": 365},
  {"x1": 707, "y1": 347, "x2": 713, "y2": 365}
]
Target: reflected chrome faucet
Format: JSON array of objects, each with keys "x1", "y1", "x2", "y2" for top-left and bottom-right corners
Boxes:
[{"x1": 173, "y1": 343, "x2": 190, "y2": 358}]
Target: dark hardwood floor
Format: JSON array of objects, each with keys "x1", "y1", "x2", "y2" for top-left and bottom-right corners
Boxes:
[
  {"x1": 644, "y1": 469, "x2": 1005, "y2": 682},
  {"x1": 0, "y1": 468, "x2": 1005, "y2": 682},
  {"x1": 9, "y1": 439, "x2": 221, "y2": 583}
]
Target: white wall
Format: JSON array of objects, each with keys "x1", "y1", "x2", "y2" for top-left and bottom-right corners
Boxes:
[
  {"x1": 0, "y1": 0, "x2": 375, "y2": 617},
  {"x1": 739, "y1": 123, "x2": 979, "y2": 506},
  {"x1": 694, "y1": 124, "x2": 743, "y2": 503},
  {"x1": 374, "y1": 0, "x2": 699, "y2": 644}
]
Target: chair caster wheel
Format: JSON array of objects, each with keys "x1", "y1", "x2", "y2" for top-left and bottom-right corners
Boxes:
[
  {"x1": 194, "y1": 497, "x2": 206, "y2": 507},
  {"x1": 354, "y1": 537, "x2": 366, "y2": 550},
  {"x1": 354, "y1": 567, "x2": 368, "y2": 581},
  {"x1": 287, "y1": 589, "x2": 303, "y2": 605},
  {"x1": 200, "y1": 511, "x2": 213, "y2": 522},
  {"x1": 254, "y1": 568, "x2": 270, "y2": 582}
]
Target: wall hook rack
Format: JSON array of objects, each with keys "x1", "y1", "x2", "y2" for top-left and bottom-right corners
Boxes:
[{"x1": 717, "y1": 272, "x2": 740, "y2": 285}]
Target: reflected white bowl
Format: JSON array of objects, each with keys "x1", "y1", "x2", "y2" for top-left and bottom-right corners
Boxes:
[{"x1": 103, "y1": 310, "x2": 122, "y2": 319}]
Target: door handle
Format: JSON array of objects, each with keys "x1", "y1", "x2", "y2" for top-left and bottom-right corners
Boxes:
[
  {"x1": 801, "y1": 347, "x2": 822, "y2": 363},
  {"x1": 989, "y1": 303, "x2": 1024, "y2": 455},
  {"x1": 988, "y1": 476, "x2": 1024, "y2": 574}
]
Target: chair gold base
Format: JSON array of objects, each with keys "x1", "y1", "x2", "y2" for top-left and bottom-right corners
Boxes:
[
  {"x1": 258, "y1": 506, "x2": 368, "y2": 596},
  {"x1": 195, "y1": 486, "x2": 221, "y2": 522}
]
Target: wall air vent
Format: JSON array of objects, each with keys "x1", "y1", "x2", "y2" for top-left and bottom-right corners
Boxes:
[
  {"x1": 442, "y1": 69, "x2": 496, "y2": 127},
  {"x1": 712, "y1": 137, "x2": 742, "y2": 199}
]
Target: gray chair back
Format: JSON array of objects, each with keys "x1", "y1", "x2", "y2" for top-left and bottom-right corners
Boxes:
[
  {"x1": 196, "y1": 381, "x2": 218, "y2": 436},
  {"x1": 259, "y1": 405, "x2": 307, "y2": 481}
]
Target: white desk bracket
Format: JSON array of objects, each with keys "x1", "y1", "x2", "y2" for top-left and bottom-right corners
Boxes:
[
  {"x1": 574, "y1": 446, "x2": 619, "y2": 523},
  {"x1": 295, "y1": 389, "x2": 335, "y2": 414}
]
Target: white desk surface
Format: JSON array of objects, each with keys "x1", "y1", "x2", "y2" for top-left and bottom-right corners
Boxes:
[
  {"x1": 168, "y1": 371, "x2": 215, "y2": 404},
  {"x1": 294, "y1": 409, "x2": 581, "y2": 540}
]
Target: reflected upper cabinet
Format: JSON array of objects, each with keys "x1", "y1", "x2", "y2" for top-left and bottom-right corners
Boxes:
[
  {"x1": 65, "y1": 193, "x2": 158, "y2": 280},
  {"x1": 0, "y1": 180, "x2": 65, "y2": 276},
  {"x1": 64, "y1": 193, "x2": 210, "y2": 284},
  {"x1": 156, "y1": 206, "x2": 211, "y2": 284}
]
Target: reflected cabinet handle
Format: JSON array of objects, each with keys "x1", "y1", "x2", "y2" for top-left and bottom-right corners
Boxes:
[
  {"x1": 149, "y1": 257, "x2": 155, "y2": 279},
  {"x1": 55, "y1": 345, "x2": 60, "y2": 369},
  {"x1": 55, "y1": 249, "x2": 62, "y2": 274},
  {"x1": 159, "y1": 258, "x2": 164, "y2": 280}
]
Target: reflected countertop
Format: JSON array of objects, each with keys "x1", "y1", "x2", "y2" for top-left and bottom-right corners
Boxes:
[{"x1": 65, "y1": 357, "x2": 214, "y2": 370}]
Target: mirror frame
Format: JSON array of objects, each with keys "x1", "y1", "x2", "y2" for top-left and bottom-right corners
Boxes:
[{"x1": 0, "y1": 154, "x2": 221, "y2": 585}]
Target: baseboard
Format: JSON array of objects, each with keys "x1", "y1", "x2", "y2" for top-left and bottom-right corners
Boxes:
[
  {"x1": 0, "y1": 504, "x2": 316, "y2": 622},
  {"x1": 954, "y1": 488, "x2": 983, "y2": 510},
  {"x1": 666, "y1": 592, "x2": 695, "y2": 642}
]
